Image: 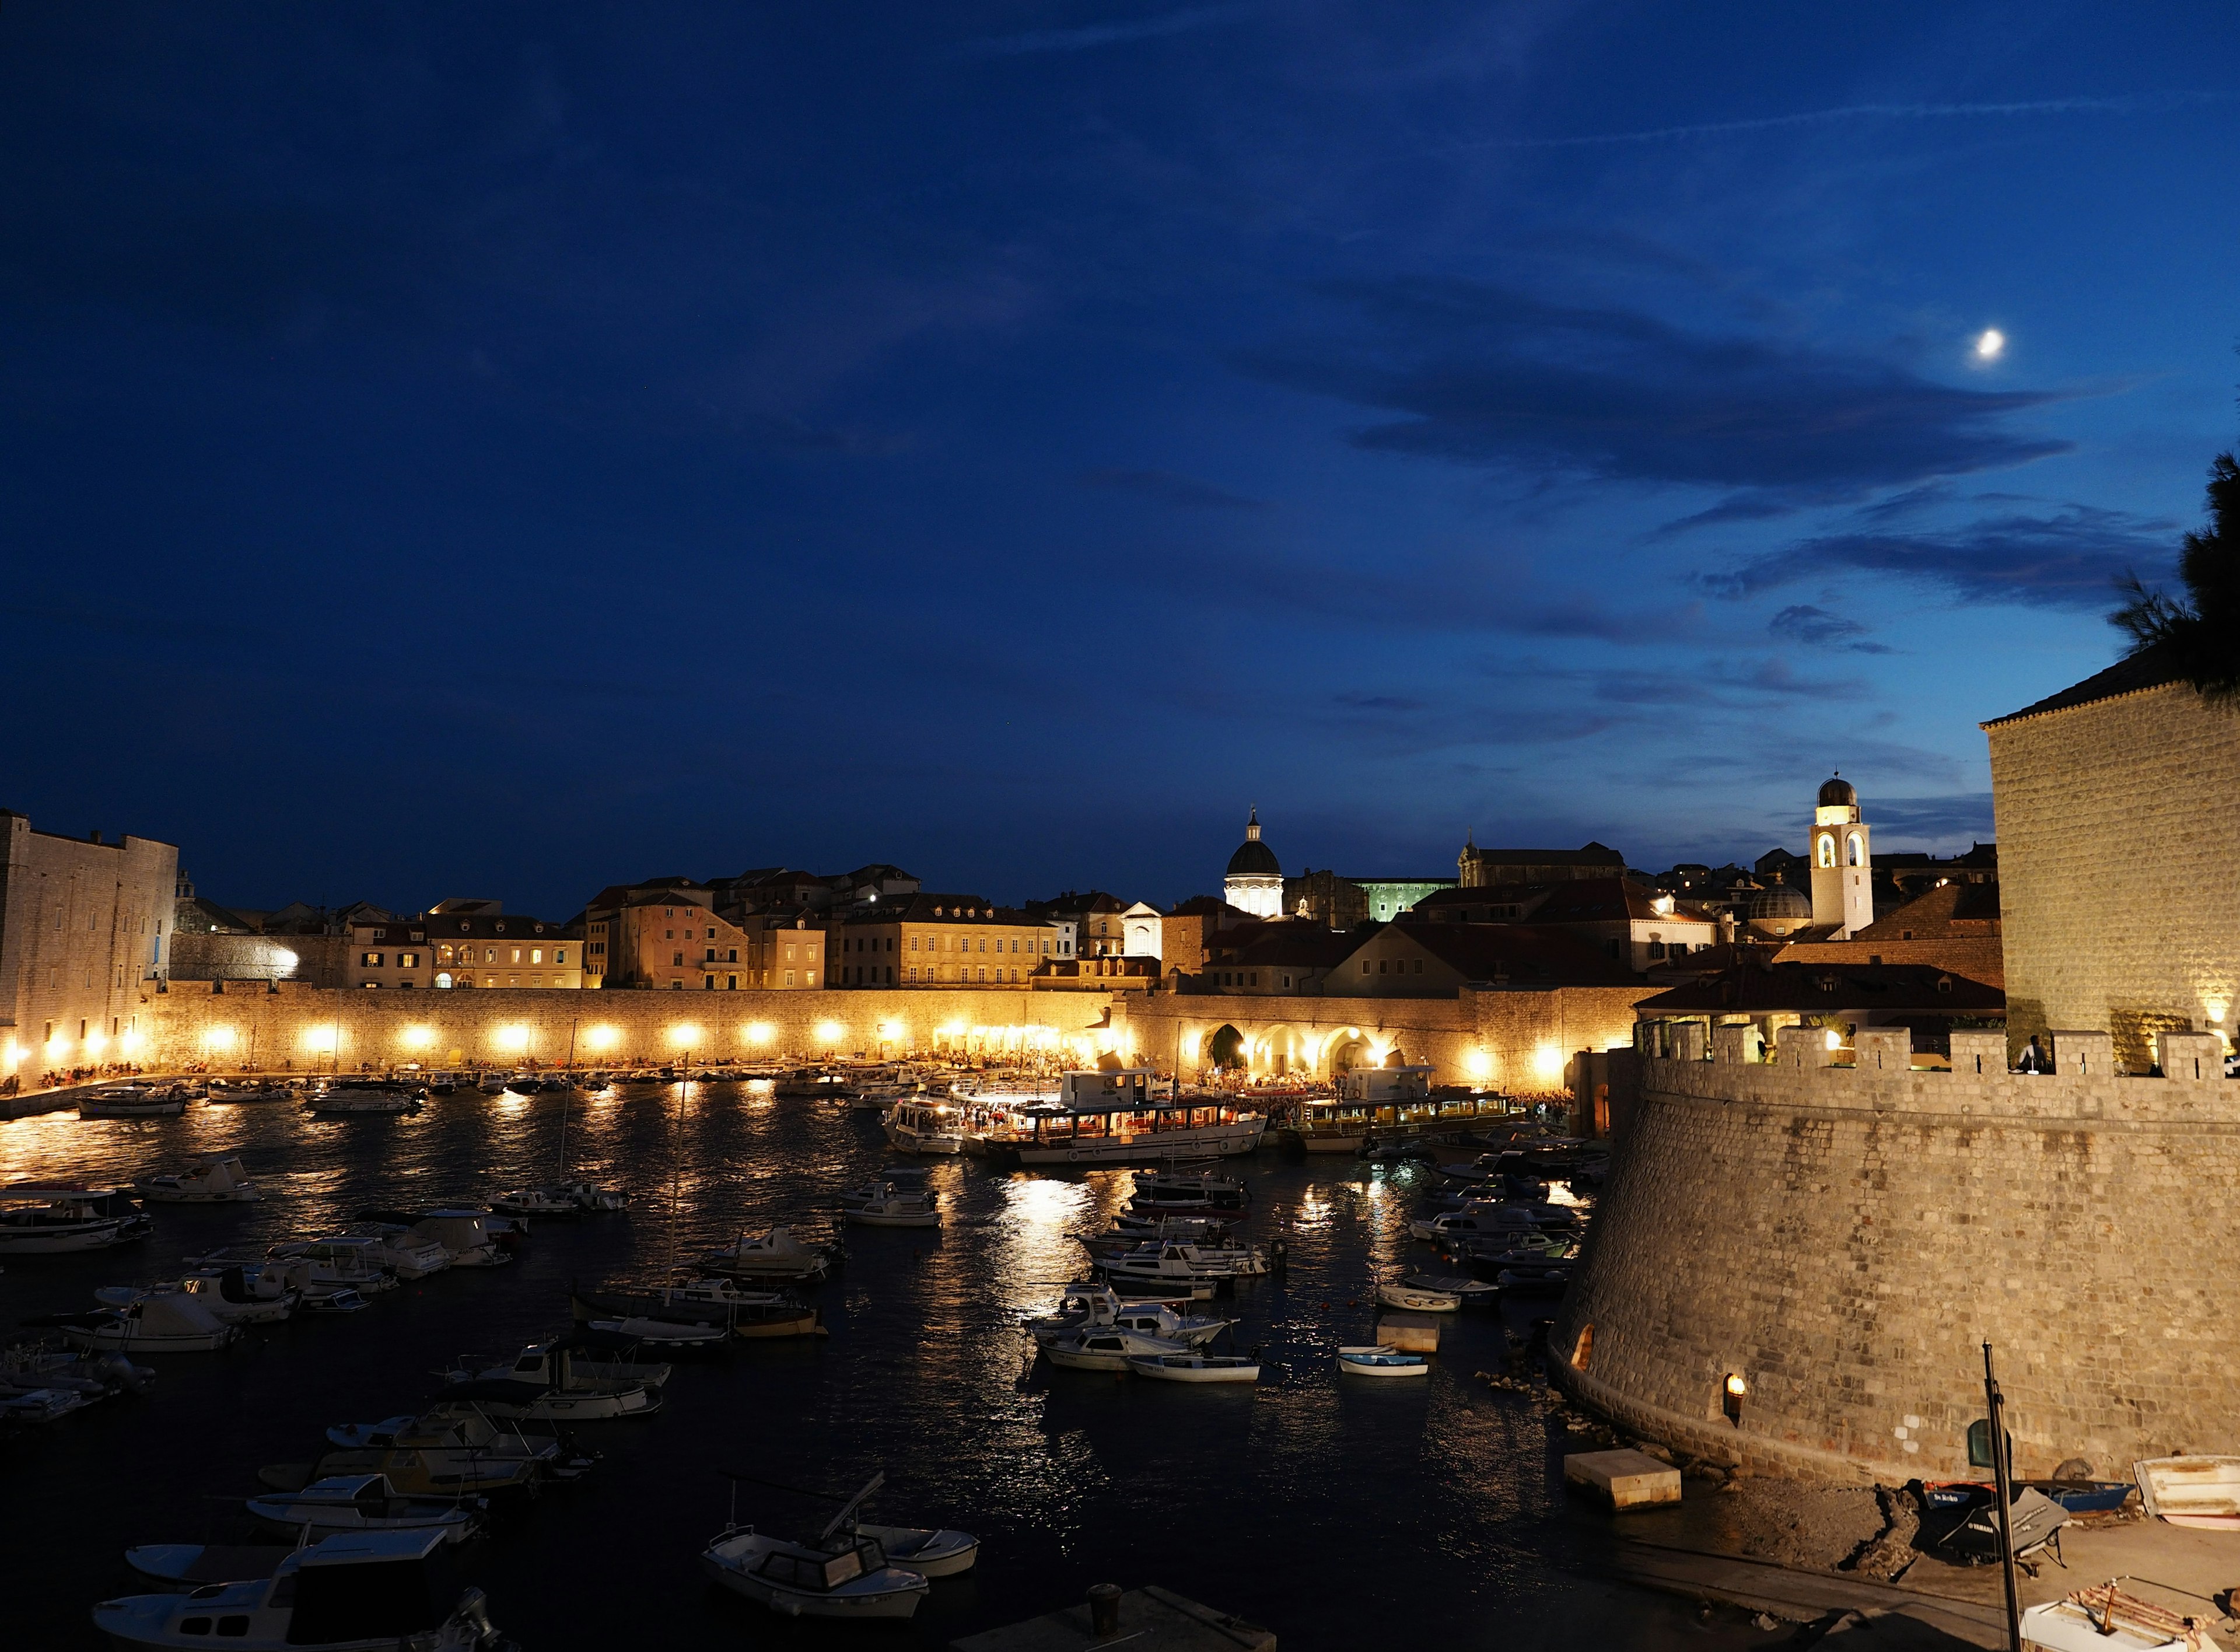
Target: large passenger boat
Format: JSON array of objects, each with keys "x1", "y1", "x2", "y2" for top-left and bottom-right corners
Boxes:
[
  {"x1": 1275, "y1": 1065, "x2": 1512, "y2": 1154},
  {"x1": 975, "y1": 1069, "x2": 1266, "y2": 1165}
]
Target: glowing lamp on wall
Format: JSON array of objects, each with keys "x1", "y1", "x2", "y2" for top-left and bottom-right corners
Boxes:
[
  {"x1": 584, "y1": 1024, "x2": 621, "y2": 1052},
  {"x1": 667, "y1": 1023, "x2": 704, "y2": 1048},
  {"x1": 302, "y1": 1024, "x2": 340, "y2": 1055},
  {"x1": 1723, "y1": 1371, "x2": 1746, "y2": 1426},
  {"x1": 119, "y1": 1030, "x2": 146, "y2": 1056},
  {"x1": 494, "y1": 1024, "x2": 532, "y2": 1054},
  {"x1": 814, "y1": 1021, "x2": 844, "y2": 1044},
  {"x1": 401, "y1": 1025, "x2": 435, "y2": 1051},
  {"x1": 878, "y1": 1022, "x2": 903, "y2": 1042},
  {"x1": 1532, "y1": 1045, "x2": 1563, "y2": 1080},
  {"x1": 1465, "y1": 1049, "x2": 1493, "y2": 1081},
  {"x1": 744, "y1": 1023, "x2": 775, "y2": 1046},
  {"x1": 3, "y1": 1041, "x2": 24, "y2": 1069},
  {"x1": 84, "y1": 1032, "x2": 108, "y2": 1058},
  {"x1": 201, "y1": 1026, "x2": 239, "y2": 1052},
  {"x1": 1824, "y1": 1028, "x2": 1842, "y2": 1051}
]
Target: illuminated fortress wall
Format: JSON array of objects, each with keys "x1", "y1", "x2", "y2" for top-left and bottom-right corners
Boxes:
[{"x1": 131, "y1": 982, "x2": 1118, "y2": 1071}]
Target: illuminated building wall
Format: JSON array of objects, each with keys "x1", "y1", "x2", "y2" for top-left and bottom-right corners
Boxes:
[{"x1": 0, "y1": 812, "x2": 177, "y2": 1082}]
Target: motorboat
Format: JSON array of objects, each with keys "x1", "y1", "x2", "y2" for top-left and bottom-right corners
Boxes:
[
  {"x1": 697, "y1": 1226, "x2": 834, "y2": 1284},
  {"x1": 1337, "y1": 1345, "x2": 1431, "y2": 1378},
  {"x1": 1125, "y1": 1352, "x2": 1261, "y2": 1384},
  {"x1": 29, "y1": 1293, "x2": 240, "y2": 1353},
  {"x1": 1024, "y1": 1284, "x2": 1230, "y2": 1348},
  {"x1": 334, "y1": 1227, "x2": 453, "y2": 1279},
  {"x1": 584, "y1": 1315, "x2": 732, "y2": 1349},
  {"x1": 801, "y1": 1471, "x2": 978, "y2": 1580},
  {"x1": 0, "y1": 1185, "x2": 153, "y2": 1253},
  {"x1": 1044, "y1": 1326, "x2": 1194, "y2": 1371},
  {"x1": 1109, "y1": 1211, "x2": 1236, "y2": 1241},
  {"x1": 326, "y1": 1406, "x2": 594, "y2": 1485},
  {"x1": 353, "y1": 1209, "x2": 511, "y2": 1266},
  {"x1": 195, "y1": 1242, "x2": 395, "y2": 1301},
  {"x1": 96, "y1": 1267, "x2": 300, "y2": 1326},
  {"x1": 570, "y1": 1278, "x2": 821, "y2": 1339},
  {"x1": 263, "y1": 1238, "x2": 404, "y2": 1293},
  {"x1": 202, "y1": 1082, "x2": 294, "y2": 1105},
  {"x1": 440, "y1": 1340, "x2": 664, "y2": 1421},
  {"x1": 304, "y1": 1080, "x2": 425, "y2": 1115},
  {"x1": 702, "y1": 1525, "x2": 929, "y2": 1619},
  {"x1": 2134, "y1": 1457, "x2": 2240, "y2": 1528},
  {"x1": 139, "y1": 1155, "x2": 260, "y2": 1204},
  {"x1": 1130, "y1": 1167, "x2": 1250, "y2": 1213},
  {"x1": 489, "y1": 1185, "x2": 578, "y2": 1218},
  {"x1": 839, "y1": 1181, "x2": 940, "y2": 1229},
  {"x1": 93, "y1": 1530, "x2": 510, "y2": 1651},
  {"x1": 884, "y1": 1098, "x2": 965, "y2": 1156},
  {"x1": 124, "y1": 1544, "x2": 299, "y2": 1587},
  {"x1": 263, "y1": 1441, "x2": 538, "y2": 1500},
  {"x1": 246, "y1": 1474, "x2": 483, "y2": 1544},
  {"x1": 555, "y1": 1180, "x2": 627, "y2": 1212},
  {"x1": 2, "y1": 1340, "x2": 155, "y2": 1401},
  {"x1": 1410, "y1": 1208, "x2": 1539, "y2": 1244},
  {"x1": 4, "y1": 1383, "x2": 97, "y2": 1423},
  {"x1": 1096, "y1": 1242, "x2": 1270, "y2": 1290},
  {"x1": 80, "y1": 1084, "x2": 190, "y2": 1119},
  {"x1": 773, "y1": 1068, "x2": 859, "y2": 1102}
]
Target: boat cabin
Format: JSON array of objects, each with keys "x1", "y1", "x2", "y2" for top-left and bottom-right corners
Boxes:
[
  {"x1": 1337, "y1": 1065, "x2": 1434, "y2": 1103},
  {"x1": 757, "y1": 1538, "x2": 890, "y2": 1594}
]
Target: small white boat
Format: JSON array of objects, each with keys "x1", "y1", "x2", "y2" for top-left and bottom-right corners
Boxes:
[
  {"x1": 442, "y1": 1340, "x2": 664, "y2": 1420},
  {"x1": 702, "y1": 1527, "x2": 929, "y2": 1619},
  {"x1": 246, "y1": 1473, "x2": 482, "y2": 1544},
  {"x1": 80, "y1": 1084, "x2": 191, "y2": 1119},
  {"x1": 699, "y1": 1226, "x2": 834, "y2": 1283},
  {"x1": 246, "y1": 1240, "x2": 399, "y2": 1296},
  {"x1": 398, "y1": 1210, "x2": 511, "y2": 1267},
  {"x1": 0, "y1": 1185, "x2": 153, "y2": 1253},
  {"x1": 1125, "y1": 1352, "x2": 1261, "y2": 1384},
  {"x1": 30, "y1": 1293, "x2": 240, "y2": 1353},
  {"x1": 1376, "y1": 1281, "x2": 1460, "y2": 1313},
  {"x1": 2134, "y1": 1457, "x2": 2240, "y2": 1529},
  {"x1": 884, "y1": 1099, "x2": 965, "y2": 1156},
  {"x1": 1044, "y1": 1327, "x2": 1194, "y2": 1371},
  {"x1": 97, "y1": 1266, "x2": 300, "y2": 1325},
  {"x1": 94, "y1": 1530, "x2": 510, "y2": 1651},
  {"x1": 203, "y1": 1082, "x2": 295, "y2": 1105},
  {"x1": 1097, "y1": 1241, "x2": 1268, "y2": 1289},
  {"x1": 1024, "y1": 1284, "x2": 1230, "y2": 1348},
  {"x1": 334, "y1": 1227, "x2": 452, "y2": 1279},
  {"x1": 3, "y1": 1385, "x2": 96, "y2": 1423},
  {"x1": 304, "y1": 1080, "x2": 425, "y2": 1115},
  {"x1": 326, "y1": 1407, "x2": 592, "y2": 1485},
  {"x1": 490, "y1": 1185, "x2": 578, "y2": 1217},
  {"x1": 1401, "y1": 1272, "x2": 1501, "y2": 1301},
  {"x1": 140, "y1": 1155, "x2": 261, "y2": 1204},
  {"x1": 587, "y1": 1316, "x2": 731, "y2": 1348},
  {"x1": 839, "y1": 1181, "x2": 940, "y2": 1229},
  {"x1": 1336, "y1": 1345, "x2": 1430, "y2": 1378}
]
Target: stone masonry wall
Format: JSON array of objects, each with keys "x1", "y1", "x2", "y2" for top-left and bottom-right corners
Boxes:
[
  {"x1": 1989, "y1": 679, "x2": 2240, "y2": 1066},
  {"x1": 1552, "y1": 1037, "x2": 2240, "y2": 1483},
  {"x1": 128, "y1": 982, "x2": 1114, "y2": 1072}
]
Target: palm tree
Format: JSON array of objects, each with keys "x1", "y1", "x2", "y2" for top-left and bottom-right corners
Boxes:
[{"x1": 2112, "y1": 450, "x2": 2240, "y2": 699}]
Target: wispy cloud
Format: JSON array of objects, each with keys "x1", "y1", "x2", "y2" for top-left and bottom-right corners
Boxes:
[
  {"x1": 1703, "y1": 503, "x2": 2178, "y2": 609},
  {"x1": 1079, "y1": 468, "x2": 1269, "y2": 510},
  {"x1": 1234, "y1": 278, "x2": 2072, "y2": 513},
  {"x1": 1768, "y1": 604, "x2": 1894, "y2": 653},
  {"x1": 1477, "y1": 91, "x2": 2232, "y2": 150},
  {"x1": 957, "y1": 4, "x2": 1257, "y2": 59}
]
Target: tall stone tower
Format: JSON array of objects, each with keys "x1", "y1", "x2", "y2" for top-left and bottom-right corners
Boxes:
[
  {"x1": 1458, "y1": 831, "x2": 1485, "y2": 890},
  {"x1": 1223, "y1": 808, "x2": 1284, "y2": 919},
  {"x1": 1809, "y1": 774, "x2": 1873, "y2": 937}
]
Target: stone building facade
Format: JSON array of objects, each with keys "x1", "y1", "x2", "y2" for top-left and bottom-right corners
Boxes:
[
  {"x1": 0, "y1": 811, "x2": 177, "y2": 1085},
  {"x1": 1554, "y1": 1028, "x2": 2240, "y2": 1483},
  {"x1": 1985, "y1": 654, "x2": 2240, "y2": 1066}
]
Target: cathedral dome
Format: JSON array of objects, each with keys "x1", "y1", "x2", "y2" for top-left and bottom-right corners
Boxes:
[
  {"x1": 1818, "y1": 774, "x2": 1857, "y2": 809},
  {"x1": 1226, "y1": 808, "x2": 1281, "y2": 877},
  {"x1": 1750, "y1": 881, "x2": 1811, "y2": 921}
]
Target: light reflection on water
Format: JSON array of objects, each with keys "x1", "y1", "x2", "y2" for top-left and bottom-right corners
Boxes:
[{"x1": 0, "y1": 1087, "x2": 1674, "y2": 1650}]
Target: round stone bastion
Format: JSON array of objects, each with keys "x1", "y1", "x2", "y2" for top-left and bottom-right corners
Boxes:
[{"x1": 1551, "y1": 1026, "x2": 2239, "y2": 1484}]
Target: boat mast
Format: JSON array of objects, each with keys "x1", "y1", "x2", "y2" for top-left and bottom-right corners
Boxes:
[
  {"x1": 559, "y1": 1017, "x2": 579, "y2": 1179},
  {"x1": 668, "y1": 1047, "x2": 691, "y2": 1276}
]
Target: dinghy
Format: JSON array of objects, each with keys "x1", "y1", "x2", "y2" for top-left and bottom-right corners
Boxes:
[
  {"x1": 1336, "y1": 1345, "x2": 1430, "y2": 1378},
  {"x1": 1376, "y1": 1281, "x2": 1460, "y2": 1312},
  {"x1": 139, "y1": 1155, "x2": 260, "y2": 1203},
  {"x1": 2134, "y1": 1457, "x2": 2240, "y2": 1529},
  {"x1": 244, "y1": 1474, "x2": 482, "y2": 1544},
  {"x1": 94, "y1": 1531, "x2": 511, "y2": 1652},
  {"x1": 584, "y1": 1315, "x2": 732, "y2": 1349},
  {"x1": 1125, "y1": 1352, "x2": 1261, "y2": 1384}
]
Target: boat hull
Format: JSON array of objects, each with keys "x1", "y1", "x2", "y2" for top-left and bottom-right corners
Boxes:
[
  {"x1": 0, "y1": 1219, "x2": 144, "y2": 1254},
  {"x1": 992, "y1": 1118, "x2": 1266, "y2": 1166},
  {"x1": 1126, "y1": 1357, "x2": 1259, "y2": 1383},
  {"x1": 859, "y1": 1524, "x2": 978, "y2": 1578},
  {"x1": 701, "y1": 1551, "x2": 927, "y2": 1619}
]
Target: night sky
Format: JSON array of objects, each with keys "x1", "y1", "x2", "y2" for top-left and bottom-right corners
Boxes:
[{"x1": 4, "y1": 5, "x2": 2235, "y2": 919}]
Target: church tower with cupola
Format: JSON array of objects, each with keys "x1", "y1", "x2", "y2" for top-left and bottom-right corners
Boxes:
[
  {"x1": 1223, "y1": 808, "x2": 1284, "y2": 919},
  {"x1": 1809, "y1": 774, "x2": 1873, "y2": 938}
]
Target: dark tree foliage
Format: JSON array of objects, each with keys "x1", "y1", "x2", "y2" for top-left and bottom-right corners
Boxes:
[{"x1": 2112, "y1": 450, "x2": 2240, "y2": 701}]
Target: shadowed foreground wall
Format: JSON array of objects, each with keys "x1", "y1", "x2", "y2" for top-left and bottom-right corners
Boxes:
[{"x1": 1553, "y1": 1037, "x2": 2240, "y2": 1483}]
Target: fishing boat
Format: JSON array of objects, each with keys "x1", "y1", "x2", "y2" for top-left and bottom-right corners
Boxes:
[
  {"x1": 839, "y1": 1181, "x2": 940, "y2": 1229},
  {"x1": 1024, "y1": 1283, "x2": 1230, "y2": 1348},
  {"x1": 245, "y1": 1474, "x2": 483, "y2": 1544},
  {"x1": 94, "y1": 1530, "x2": 511, "y2": 1651},
  {"x1": 326, "y1": 1406, "x2": 594, "y2": 1485},
  {"x1": 1336, "y1": 1345, "x2": 1430, "y2": 1378},
  {"x1": 1130, "y1": 1167, "x2": 1250, "y2": 1213},
  {"x1": 884, "y1": 1098, "x2": 966, "y2": 1156},
  {"x1": 139, "y1": 1154, "x2": 260, "y2": 1204},
  {"x1": 1044, "y1": 1326, "x2": 1195, "y2": 1371},
  {"x1": 2134, "y1": 1457, "x2": 2240, "y2": 1528},
  {"x1": 697, "y1": 1226, "x2": 835, "y2": 1284},
  {"x1": 570, "y1": 1277, "x2": 822, "y2": 1339},
  {"x1": 978, "y1": 1070, "x2": 1266, "y2": 1166},
  {"x1": 1125, "y1": 1352, "x2": 1261, "y2": 1384},
  {"x1": 0, "y1": 1185, "x2": 153, "y2": 1254},
  {"x1": 2018, "y1": 1583, "x2": 2206, "y2": 1651},
  {"x1": 29, "y1": 1293, "x2": 240, "y2": 1353},
  {"x1": 80, "y1": 1084, "x2": 191, "y2": 1119},
  {"x1": 304, "y1": 1080, "x2": 424, "y2": 1116},
  {"x1": 701, "y1": 1527, "x2": 929, "y2": 1619},
  {"x1": 96, "y1": 1267, "x2": 300, "y2": 1326}
]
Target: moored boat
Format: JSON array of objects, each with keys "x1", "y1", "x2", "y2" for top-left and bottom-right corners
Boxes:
[
  {"x1": 29, "y1": 1292, "x2": 240, "y2": 1353},
  {"x1": 139, "y1": 1154, "x2": 260, "y2": 1204},
  {"x1": 1043, "y1": 1326, "x2": 1194, "y2": 1371},
  {"x1": 884, "y1": 1098, "x2": 965, "y2": 1155},
  {"x1": 80, "y1": 1084, "x2": 192, "y2": 1119},
  {"x1": 839, "y1": 1181, "x2": 940, "y2": 1229},
  {"x1": 1336, "y1": 1345, "x2": 1430, "y2": 1378},
  {"x1": 696, "y1": 1226, "x2": 835, "y2": 1284},
  {"x1": 0, "y1": 1185, "x2": 153, "y2": 1254},
  {"x1": 1125, "y1": 1352, "x2": 1261, "y2": 1384},
  {"x1": 979, "y1": 1070, "x2": 1266, "y2": 1166},
  {"x1": 305, "y1": 1080, "x2": 425, "y2": 1116}
]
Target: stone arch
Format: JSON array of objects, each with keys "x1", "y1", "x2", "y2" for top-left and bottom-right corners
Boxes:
[
  {"x1": 1204, "y1": 1024, "x2": 1246, "y2": 1069},
  {"x1": 1322, "y1": 1028, "x2": 1371, "y2": 1076}
]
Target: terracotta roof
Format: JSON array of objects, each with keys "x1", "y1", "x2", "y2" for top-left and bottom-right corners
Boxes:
[
  {"x1": 1856, "y1": 882, "x2": 2001, "y2": 939},
  {"x1": 1982, "y1": 643, "x2": 2184, "y2": 727},
  {"x1": 1636, "y1": 960, "x2": 2004, "y2": 1016},
  {"x1": 1363, "y1": 922, "x2": 1644, "y2": 986}
]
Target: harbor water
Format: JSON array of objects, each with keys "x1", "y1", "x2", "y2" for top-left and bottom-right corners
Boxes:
[{"x1": 2, "y1": 1083, "x2": 1717, "y2": 1648}]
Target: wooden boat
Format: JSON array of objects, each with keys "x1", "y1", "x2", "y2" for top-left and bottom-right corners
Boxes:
[
  {"x1": 570, "y1": 1278, "x2": 821, "y2": 1339},
  {"x1": 2020, "y1": 1583, "x2": 2206, "y2": 1651},
  {"x1": 1126, "y1": 1352, "x2": 1261, "y2": 1384},
  {"x1": 2134, "y1": 1457, "x2": 2240, "y2": 1528},
  {"x1": 94, "y1": 1530, "x2": 510, "y2": 1651},
  {"x1": 79, "y1": 1084, "x2": 190, "y2": 1119},
  {"x1": 1401, "y1": 1272, "x2": 1500, "y2": 1303},
  {"x1": 1336, "y1": 1345, "x2": 1430, "y2": 1378}
]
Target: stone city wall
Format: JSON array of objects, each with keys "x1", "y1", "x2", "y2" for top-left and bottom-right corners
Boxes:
[
  {"x1": 1552, "y1": 1027, "x2": 2240, "y2": 1483},
  {"x1": 1116, "y1": 984, "x2": 1647, "y2": 1093},
  {"x1": 127, "y1": 981, "x2": 1116, "y2": 1071},
  {"x1": 1989, "y1": 678, "x2": 2240, "y2": 1066}
]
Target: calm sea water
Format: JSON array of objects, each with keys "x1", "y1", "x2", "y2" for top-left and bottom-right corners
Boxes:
[{"x1": 1, "y1": 1084, "x2": 1735, "y2": 1649}]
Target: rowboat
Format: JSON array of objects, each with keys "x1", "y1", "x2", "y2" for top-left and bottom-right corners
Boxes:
[
  {"x1": 1336, "y1": 1345, "x2": 1430, "y2": 1378},
  {"x1": 1125, "y1": 1353, "x2": 1260, "y2": 1384},
  {"x1": 2134, "y1": 1457, "x2": 2240, "y2": 1529}
]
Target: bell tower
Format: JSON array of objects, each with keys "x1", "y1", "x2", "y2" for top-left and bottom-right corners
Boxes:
[{"x1": 1809, "y1": 774, "x2": 1873, "y2": 937}]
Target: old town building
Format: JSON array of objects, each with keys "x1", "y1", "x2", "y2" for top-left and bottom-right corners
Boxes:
[
  {"x1": 832, "y1": 893, "x2": 1058, "y2": 987},
  {"x1": 356, "y1": 899, "x2": 582, "y2": 990}
]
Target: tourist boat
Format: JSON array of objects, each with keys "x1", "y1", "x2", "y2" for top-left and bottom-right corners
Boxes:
[
  {"x1": 1273, "y1": 1065, "x2": 1483, "y2": 1153},
  {"x1": 246, "y1": 1474, "x2": 483, "y2": 1544},
  {"x1": 979, "y1": 1070, "x2": 1267, "y2": 1166},
  {"x1": 697, "y1": 1226, "x2": 835, "y2": 1284},
  {"x1": 839, "y1": 1181, "x2": 940, "y2": 1228},
  {"x1": 1130, "y1": 1167, "x2": 1250, "y2": 1213},
  {"x1": 1125, "y1": 1352, "x2": 1261, "y2": 1384},
  {"x1": 1043, "y1": 1326, "x2": 1195, "y2": 1371},
  {"x1": 30, "y1": 1293, "x2": 241, "y2": 1353},
  {"x1": 139, "y1": 1154, "x2": 260, "y2": 1204},
  {"x1": 1024, "y1": 1283, "x2": 1230, "y2": 1348},
  {"x1": 327, "y1": 1406, "x2": 594, "y2": 1485},
  {"x1": 570, "y1": 1276, "x2": 822, "y2": 1339},
  {"x1": 1336, "y1": 1345, "x2": 1430, "y2": 1378},
  {"x1": 441, "y1": 1340, "x2": 664, "y2": 1420},
  {"x1": 97, "y1": 1266, "x2": 301, "y2": 1325},
  {"x1": 2133, "y1": 1457, "x2": 2240, "y2": 1529},
  {"x1": 884, "y1": 1098, "x2": 965, "y2": 1155},
  {"x1": 304, "y1": 1080, "x2": 424, "y2": 1115},
  {"x1": 0, "y1": 1185, "x2": 153, "y2": 1253},
  {"x1": 701, "y1": 1527, "x2": 930, "y2": 1619},
  {"x1": 80, "y1": 1083, "x2": 193, "y2": 1119},
  {"x1": 93, "y1": 1530, "x2": 512, "y2": 1652}
]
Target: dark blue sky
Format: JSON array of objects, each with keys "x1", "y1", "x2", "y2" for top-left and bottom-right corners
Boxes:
[{"x1": 5, "y1": 4, "x2": 2235, "y2": 917}]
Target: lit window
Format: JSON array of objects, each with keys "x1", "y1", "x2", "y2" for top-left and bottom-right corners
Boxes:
[
  {"x1": 786, "y1": 971, "x2": 795, "y2": 986},
  {"x1": 436, "y1": 972, "x2": 453, "y2": 988},
  {"x1": 806, "y1": 971, "x2": 816, "y2": 985},
  {"x1": 530, "y1": 948, "x2": 542, "y2": 964}
]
